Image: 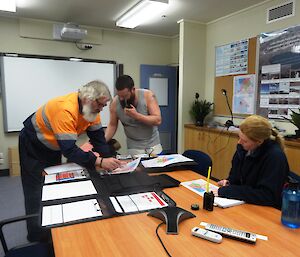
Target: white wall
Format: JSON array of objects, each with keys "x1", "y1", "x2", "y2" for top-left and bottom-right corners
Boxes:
[
  {"x1": 178, "y1": 20, "x2": 206, "y2": 152},
  {"x1": 170, "y1": 36, "x2": 179, "y2": 65},
  {"x1": 0, "y1": 17, "x2": 174, "y2": 171}
]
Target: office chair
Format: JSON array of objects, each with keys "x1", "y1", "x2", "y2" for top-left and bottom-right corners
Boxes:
[
  {"x1": 0, "y1": 214, "x2": 54, "y2": 257},
  {"x1": 288, "y1": 170, "x2": 300, "y2": 183},
  {"x1": 183, "y1": 150, "x2": 213, "y2": 177}
]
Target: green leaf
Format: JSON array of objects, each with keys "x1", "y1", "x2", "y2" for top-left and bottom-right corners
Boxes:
[
  {"x1": 190, "y1": 97, "x2": 214, "y2": 122},
  {"x1": 286, "y1": 108, "x2": 300, "y2": 129}
]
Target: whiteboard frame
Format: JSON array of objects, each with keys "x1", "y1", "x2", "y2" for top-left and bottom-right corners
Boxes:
[{"x1": 0, "y1": 53, "x2": 116, "y2": 132}]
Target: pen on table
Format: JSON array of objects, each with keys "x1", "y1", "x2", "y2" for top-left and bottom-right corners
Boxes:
[{"x1": 206, "y1": 166, "x2": 212, "y2": 193}]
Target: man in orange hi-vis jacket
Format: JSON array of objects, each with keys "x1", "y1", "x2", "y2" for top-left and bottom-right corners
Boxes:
[{"x1": 19, "y1": 80, "x2": 122, "y2": 242}]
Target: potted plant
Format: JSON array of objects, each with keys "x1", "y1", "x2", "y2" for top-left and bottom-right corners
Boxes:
[
  {"x1": 190, "y1": 93, "x2": 214, "y2": 126},
  {"x1": 283, "y1": 108, "x2": 300, "y2": 138}
]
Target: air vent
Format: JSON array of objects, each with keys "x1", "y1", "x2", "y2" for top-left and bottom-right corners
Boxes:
[{"x1": 267, "y1": 0, "x2": 295, "y2": 23}]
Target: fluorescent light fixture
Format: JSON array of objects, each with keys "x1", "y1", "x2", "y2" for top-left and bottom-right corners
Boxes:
[
  {"x1": 5, "y1": 53, "x2": 18, "y2": 57},
  {"x1": 0, "y1": 0, "x2": 16, "y2": 12},
  {"x1": 116, "y1": 0, "x2": 169, "y2": 29},
  {"x1": 69, "y1": 58, "x2": 83, "y2": 62}
]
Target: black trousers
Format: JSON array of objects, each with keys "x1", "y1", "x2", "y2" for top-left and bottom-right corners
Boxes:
[{"x1": 19, "y1": 128, "x2": 61, "y2": 242}]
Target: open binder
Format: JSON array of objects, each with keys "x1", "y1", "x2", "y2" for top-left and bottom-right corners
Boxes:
[{"x1": 41, "y1": 168, "x2": 178, "y2": 228}]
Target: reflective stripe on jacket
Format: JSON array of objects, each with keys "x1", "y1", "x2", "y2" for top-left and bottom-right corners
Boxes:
[{"x1": 32, "y1": 92, "x2": 101, "y2": 150}]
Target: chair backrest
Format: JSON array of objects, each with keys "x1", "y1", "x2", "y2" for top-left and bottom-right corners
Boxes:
[
  {"x1": 0, "y1": 214, "x2": 54, "y2": 257},
  {"x1": 4, "y1": 242, "x2": 54, "y2": 257},
  {"x1": 183, "y1": 150, "x2": 212, "y2": 177},
  {"x1": 288, "y1": 171, "x2": 300, "y2": 183}
]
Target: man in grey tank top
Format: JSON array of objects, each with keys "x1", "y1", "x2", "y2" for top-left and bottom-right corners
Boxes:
[{"x1": 105, "y1": 75, "x2": 162, "y2": 156}]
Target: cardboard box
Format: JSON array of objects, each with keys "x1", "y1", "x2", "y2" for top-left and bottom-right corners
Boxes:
[{"x1": 8, "y1": 147, "x2": 20, "y2": 176}]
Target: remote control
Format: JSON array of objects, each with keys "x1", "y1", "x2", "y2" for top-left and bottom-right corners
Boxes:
[
  {"x1": 191, "y1": 227, "x2": 222, "y2": 243},
  {"x1": 204, "y1": 223, "x2": 256, "y2": 244}
]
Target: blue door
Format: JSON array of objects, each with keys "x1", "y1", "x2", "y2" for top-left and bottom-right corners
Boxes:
[{"x1": 140, "y1": 64, "x2": 178, "y2": 154}]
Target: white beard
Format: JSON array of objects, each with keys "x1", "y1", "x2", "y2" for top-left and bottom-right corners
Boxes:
[{"x1": 82, "y1": 104, "x2": 98, "y2": 122}]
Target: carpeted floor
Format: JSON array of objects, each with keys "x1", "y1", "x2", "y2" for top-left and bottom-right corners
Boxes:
[{"x1": 0, "y1": 176, "x2": 28, "y2": 257}]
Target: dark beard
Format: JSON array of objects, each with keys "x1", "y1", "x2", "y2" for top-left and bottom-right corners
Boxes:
[{"x1": 120, "y1": 94, "x2": 135, "y2": 109}]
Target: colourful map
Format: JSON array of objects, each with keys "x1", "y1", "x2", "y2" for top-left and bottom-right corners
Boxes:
[{"x1": 233, "y1": 74, "x2": 256, "y2": 114}]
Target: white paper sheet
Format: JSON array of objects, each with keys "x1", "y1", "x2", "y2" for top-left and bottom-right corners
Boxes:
[
  {"x1": 116, "y1": 195, "x2": 138, "y2": 213},
  {"x1": 44, "y1": 163, "x2": 84, "y2": 175},
  {"x1": 109, "y1": 197, "x2": 123, "y2": 213},
  {"x1": 44, "y1": 170, "x2": 86, "y2": 184},
  {"x1": 62, "y1": 199, "x2": 102, "y2": 223},
  {"x1": 42, "y1": 180, "x2": 97, "y2": 201},
  {"x1": 141, "y1": 154, "x2": 193, "y2": 168},
  {"x1": 109, "y1": 158, "x2": 140, "y2": 174},
  {"x1": 42, "y1": 205, "x2": 63, "y2": 226},
  {"x1": 129, "y1": 192, "x2": 167, "y2": 211},
  {"x1": 42, "y1": 199, "x2": 102, "y2": 226},
  {"x1": 214, "y1": 197, "x2": 245, "y2": 208}
]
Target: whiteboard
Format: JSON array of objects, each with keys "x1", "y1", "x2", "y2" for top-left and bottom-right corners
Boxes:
[{"x1": 0, "y1": 55, "x2": 116, "y2": 132}]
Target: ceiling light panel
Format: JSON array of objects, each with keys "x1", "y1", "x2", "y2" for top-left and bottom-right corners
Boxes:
[
  {"x1": 0, "y1": 0, "x2": 16, "y2": 12},
  {"x1": 116, "y1": 0, "x2": 169, "y2": 29}
]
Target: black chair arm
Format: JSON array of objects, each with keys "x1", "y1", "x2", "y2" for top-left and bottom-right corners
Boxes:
[{"x1": 0, "y1": 213, "x2": 39, "y2": 253}]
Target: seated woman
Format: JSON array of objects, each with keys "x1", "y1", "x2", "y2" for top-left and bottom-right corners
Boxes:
[{"x1": 215, "y1": 115, "x2": 289, "y2": 209}]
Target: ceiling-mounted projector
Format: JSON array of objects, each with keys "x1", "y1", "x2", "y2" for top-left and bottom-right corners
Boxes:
[{"x1": 60, "y1": 23, "x2": 87, "y2": 41}]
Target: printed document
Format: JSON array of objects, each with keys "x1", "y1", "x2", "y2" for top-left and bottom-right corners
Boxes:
[
  {"x1": 181, "y1": 179, "x2": 219, "y2": 197},
  {"x1": 42, "y1": 199, "x2": 102, "y2": 226},
  {"x1": 109, "y1": 157, "x2": 140, "y2": 174},
  {"x1": 42, "y1": 180, "x2": 97, "y2": 201},
  {"x1": 129, "y1": 192, "x2": 168, "y2": 211},
  {"x1": 181, "y1": 179, "x2": 244, "y2": 208},
  {"x1": 112, "y1": 192, "x2": 168, "y2": 213},
  {"x1": 115, "y1": 195, "x2": 138, "y2": 213},
  {"x1": 141, "y1": 154, "x2": 193, "y2": 168},
  {"x1": 44, "y1": 170, "x2": 86, "y2": 184}
]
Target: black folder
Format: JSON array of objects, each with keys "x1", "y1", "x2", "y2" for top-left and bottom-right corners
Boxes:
[{"x1": 41, "y1": 170, "x2": 178, "y2": 228}]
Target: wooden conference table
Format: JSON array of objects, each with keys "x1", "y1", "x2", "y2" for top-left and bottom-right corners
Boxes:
[{"x1": 51, "y1": 170, "x2": 300, "y2": 257}]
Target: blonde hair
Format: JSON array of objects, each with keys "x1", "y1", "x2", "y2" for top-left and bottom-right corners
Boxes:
[
  {"x1": 78, "y1": 80, "x2": 112, "y2": 101},
  {"x1": 239, "y1": 115, "x2": 285, "y2": 150}
]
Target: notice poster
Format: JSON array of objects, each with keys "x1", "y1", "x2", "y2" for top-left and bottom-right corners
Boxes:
[
  {"x1": 258, "y1": 25, "x2": 300, "y2": 119},
  {"x1": 215, "y1": 39, "x2": 248, "y2": 77},
  {"x1": 233, "y1": 74, "x2": 256, "y2": 114}
]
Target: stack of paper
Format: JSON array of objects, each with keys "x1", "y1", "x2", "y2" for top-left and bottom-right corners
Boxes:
[
  {"x1": 141, "y1": 154, "x2": 194, "y2": 168},
  {"x1": 42, "y1": 199, "x2": 102, "y2": 226},
  {"x1": 214, "y1": 197, "x2": 245, "y2": 208}
]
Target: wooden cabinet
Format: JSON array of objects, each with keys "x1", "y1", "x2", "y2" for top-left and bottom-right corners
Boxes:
[
  {"x1": 284, "y1": 140, "x2": 300, "y2": 175},
  {"x1": 184, "y1": 127, "x2": 210, "y2": 152},
  {"x1": 185, "y1": 125, "x2": 238, "y2": 179},
  {"x1": 184, "y1": 124, "x2": 300, "y2": 180}
]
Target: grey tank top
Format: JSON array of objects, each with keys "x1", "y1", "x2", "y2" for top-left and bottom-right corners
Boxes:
[{"x1": 116, "y1": 89, "x2": 160, "y2": 150}]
